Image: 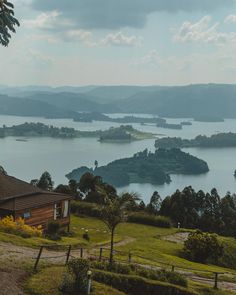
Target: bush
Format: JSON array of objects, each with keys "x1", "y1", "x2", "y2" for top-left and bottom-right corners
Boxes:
[
  {"x1": 127, "y1": 212, "x2": 171, "y2": 228},
  {"x1": 45, "y1": 220, "x2": 61, "y2": 240},
  {"x1": 83, "y1": 230, "x2": 90, "y2": 241},
  {"x1": 67, "y1": 259, "x2": 90, "y2": 294},
  {"x1": 91, "y1": 261, "x2": 187, "y2": 287},
  {"x1": 184, "y1": 230, "x2": 224, "y2": 263},
  {"x1": 0, "y1": 215, "x2": 42, "y2": 238},
  {"x1": 71, "y1": 201, "x2": 102, "y2": 218},
  {"x1": 93, "y1": 270, "x2": 194, "y2": 295}
]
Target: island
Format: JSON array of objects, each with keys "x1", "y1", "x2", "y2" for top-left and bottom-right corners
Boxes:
[
  {"x1": 181, "y1": 121, "x2": 192, "y2": 126},
  {"x1": 156, "y1": 122, "x2": 182, "y2": 130},
  {"x1": 155, "y1": 133, "x2": 236, "y2": 149},
  {"x1": 0, "y1": 122, "x2": 155, "y2": 142},
  {"x1": 66, "y1": 148, "x2": 209, "y2": 187}
]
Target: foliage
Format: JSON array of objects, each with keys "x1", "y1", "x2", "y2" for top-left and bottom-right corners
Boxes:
[
  {"x1": 66, "y1": 259, "x2": 90, "y2": 294},
  {"x1": 91, "y1": 261, "x2": 187, "y2": 287},
  {"x1": 127, "y1": 212, "x2": 171, "y2": 228},
  {"x1": 0, "y1": 165, "x2": 7, "y2": 175},
  {"x1": 146, "y1": 191, "x2": 162, "y2": 214},
  {"x1": 0, "y1": 215, "x2": 42, "y2": 238},
  {"x1": 36, "y1": 171, "x2": 54, "y2": 191},
  {"x1": 160, "y1": 187, "x2": 236, "y2": 237},
  {"x1": 98, "y1": 189, "x2": 138, "y2": 264},
  {"x1": 0, "y1": 0, "x2": 19, "y2": 46},
  {"x1": 93, "y1": 269, "x2": 194, "y2": 295},
  {"x1": 71, "y1": 201, "x2": 102, "y2": 217},
  {"x1": 67, "y1": 148, "x2": 209, "y2": 187},
  {"x1": 155, "y1": 132, "x2": 236, "y2": 149},
  {"x1": 45, "y1": 220, "x2": 61, "y2": 240},
  {"x1": 184, "y1": 231, "x2": 224, "y2": 263}
]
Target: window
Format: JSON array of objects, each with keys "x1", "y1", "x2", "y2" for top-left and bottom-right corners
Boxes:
[
  {"x1": 22, "y1": 212, "x2": 31, "y2": 219},
  {"x1": 54, "y1": 203, "x2": 62, "y2": 220}
]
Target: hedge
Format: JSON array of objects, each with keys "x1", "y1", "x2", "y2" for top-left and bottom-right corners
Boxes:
[
  {"x1": 71, "y1": 201, "x2": 102, "y2": 218},
  {"x1": 127, "y1": 212, "x2": 172, "y2": 228},
  {"x1": 93, "y1": 270, "x2": 197, "y2": 295}
]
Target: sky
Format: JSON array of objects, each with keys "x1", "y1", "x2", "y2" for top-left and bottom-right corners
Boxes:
[{"x1": 2, "y1": 0, "x2": 236, "y2": 86}]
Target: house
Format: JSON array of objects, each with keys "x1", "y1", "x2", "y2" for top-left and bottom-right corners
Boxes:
[{"x1": 0, "y1": 173, "x2": 72, "y2": 230}]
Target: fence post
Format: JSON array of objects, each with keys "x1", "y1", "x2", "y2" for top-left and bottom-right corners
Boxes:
[
  {"x1": 171, "y1": 265, "x2": 175, "y2": 272},
  {"x1": 99, "y1": 248, "x2": 103, "y2": 262},
  {"x1": 128, "y1": 252, "x2": 132, "y2": 263},
  {"x1": 214, "y1": 272, "x2": 218, "y2": 289},
  {"x1": 80, "y1": 248, "x2": 83, "y2": 258},
  {"x1": 34, "y1": 246, "x2": 44, "y2": 271},
  {"x1": 65, "y1": 245, "x2": 72, "y2": 265}
]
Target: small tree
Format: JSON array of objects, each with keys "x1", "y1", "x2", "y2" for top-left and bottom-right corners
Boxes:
[
  {"x1": 184, "y1": 230, "x2": 224, "y2": 263},
  {"x1": 99, "y1": 189, "x2": 138, "y2": 264},
  {"x1": 37, "y1": 171, "x2": 54, "y2": 191},
  {"x1": 147, "y1": 191, "x2": 162, "y2": 214},
  {"x1": 0, "y1": 0, "x2": 19, "y2": 46}
]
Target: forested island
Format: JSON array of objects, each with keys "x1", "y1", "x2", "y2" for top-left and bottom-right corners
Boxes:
[
  {"x1": 66, "y1": 148, "x2": 209, "y2": 187},
  {"x1": 156, "y1": 122, "x2": 182, "y2": 130},
  {"x1": 155, "y1": 133, "x2": 236, "y2": 149},
  {"x1": 0, "y1": 122, "x2": 154, "y2": 142}
]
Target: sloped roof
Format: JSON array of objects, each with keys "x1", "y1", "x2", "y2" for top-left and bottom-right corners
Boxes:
[
  {"x1": 0, "y1": 173, "x2": 72, "y2": 211},
  {"x1": 0, "y1": 173, "x2": 40, "y2": 200}
]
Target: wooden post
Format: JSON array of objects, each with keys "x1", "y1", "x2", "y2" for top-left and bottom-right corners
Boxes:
[
  {"x1": 99, "y1": 248, "x2": 103, "y2": 262},
  {"x1": 65, "y1": 245, "x2": 72, "y2": 265},
  {"x1": 128, "y1": 252, "x2": 132, "y2": 263},
  {"x1": 214, "y1": 273, "x2": 218, "y2": 289},
  {"x1": 80, "y1": 248, "x2": 83, "y2": 258},
  {"x1": 171, "y1": 265, "x2": 175, "y2": 272},
  {"x1": 34, "y1": 246, "x2": 44, "y2": 271}
]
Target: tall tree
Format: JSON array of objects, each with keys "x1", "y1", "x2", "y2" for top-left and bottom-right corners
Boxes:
[
  {"x1": 0, "y1": 0, "x2": 19, "y2": 46},
  {"x1": 98, "y1": 188, "x2": 138, "y2": 264},
  {"x1": 147, "y1": 191, "x2": 162, "y2": 214}
]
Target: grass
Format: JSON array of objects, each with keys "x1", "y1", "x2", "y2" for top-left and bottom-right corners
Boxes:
[
  {"x1": 189, "y1": 281, "x2": 236, "y2": 295},
  {"x1": 25, "y1": 266, "x2": 125, "y2": 295},
  {"x1": 1, "y1": 215, "x2": 236, "y2": 280}
]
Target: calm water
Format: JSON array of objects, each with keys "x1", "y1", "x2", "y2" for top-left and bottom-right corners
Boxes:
[{"x1": 0, "y1": 115, "x2": 236, "y2": 202}]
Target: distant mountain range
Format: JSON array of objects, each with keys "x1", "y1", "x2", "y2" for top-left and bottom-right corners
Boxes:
[{"x1": 1, "y1": 84, "x2": 236, "y2": 119}]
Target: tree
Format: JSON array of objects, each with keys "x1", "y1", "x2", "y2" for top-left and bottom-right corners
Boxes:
[
  {"x1": 184, "y1": 230, "x2": 224, "y2": 263},
  {"x1": 98, "y1": 188, "x2": 138, "y2": 264},
  {"x1": 0, "y1": 0, "x2": 19, "y2": 46},
  {"x1": 37, "y1": 171, "x2": 54, "y2": 191},
  {"x1": 147, "y1": 191, "x2": 162, "y2": 214},
  {"x1": 94, "y1": 160, "x2": 98, "y2": 169},
  {"x1": 0, "y1": 165, "x2": 7, "y2": 175}
]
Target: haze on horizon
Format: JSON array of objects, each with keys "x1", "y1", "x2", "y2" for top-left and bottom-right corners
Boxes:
[{"x1": 2, "y1": 0, "x2": 236, "y2": 87}]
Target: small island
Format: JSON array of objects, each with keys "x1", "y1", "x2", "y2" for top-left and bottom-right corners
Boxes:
[
  {"x1": 66, "y1": 148, "x2": 209, "y2": 187},
  {"x1": 157, "y1": 122, "x2": 183, "y2": 130},
  {"x1": 155, "y1": 133, "x2": 236, "y2": 149},
  {"x1": 0, "y1": 122, "x2": 155, "y2": 142}
]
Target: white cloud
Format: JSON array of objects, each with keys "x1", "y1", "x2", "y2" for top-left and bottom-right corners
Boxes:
[
  {"x1": 100, "y1": 32, "x2": 142, "y2": 47},
  {"x1": 133, "y1": 50, "x2": 163, "y2": 66},
  {"x1": 224, "y1": 14, "x2": 236, "y2": 23},
  {"x1": 22, "y1": 11, "x2": 73, "y2": 30},
  {"x1": 174, "y1": 15, "x2": 236, "y2": 44}
]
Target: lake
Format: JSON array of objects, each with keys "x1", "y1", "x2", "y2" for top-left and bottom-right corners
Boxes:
[{"x1": 0, "y1": 115, "x2": 236, "y2": 203}]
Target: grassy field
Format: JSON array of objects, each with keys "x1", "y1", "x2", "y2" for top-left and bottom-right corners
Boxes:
[{"x1": 0, "y1": 215, "x2": 236, "y2": 276}]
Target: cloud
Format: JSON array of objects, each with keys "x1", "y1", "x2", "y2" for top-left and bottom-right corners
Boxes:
[
  {"x1": 225, "y1": 14, "x2": 236, "y2": 23},
  {"x1": 174, "y1": 16, "x2": 236, "y2": 44},
  {"x1": 100, "y1": 32, "x2": 142, "y2": 47},
  {"x1": 30, "y1": 0, "x2": 235, "y2": 30}
]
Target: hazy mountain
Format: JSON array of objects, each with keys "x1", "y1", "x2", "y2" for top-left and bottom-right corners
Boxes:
[
  {"x1": 86, "y1": 85, "x2": 164, "y2": 103},
  {"x1": 26, "y1": 92, "x2": 120, "y2": 113},
  {"x1": 0, "y1": 95, "x2": 78, "y2": 119},
  {"x1": 115, "y1": 84, "x2": 236, "y2": 118}
]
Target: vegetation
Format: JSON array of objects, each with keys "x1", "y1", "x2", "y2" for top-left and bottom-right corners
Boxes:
[
  {"x1": 0, "y1": 0, "x2": 19, "y2": 46},
  {"x1": 67, "y1": 148, "x2": 209, "y2": 187},
  {"x1": 127, "y1": 212, "x2": 171, "y2": 228},
  {"x1": 184, "y1": 231, "x2": 224, "y2": 263},
  {"x1": 155, "y1": 133, "x2": 236, "y2": 149},
  {"x1": 0, "y1": 122, "x2": 154, "y2": 142},
  {"x1": 160, "y1": 187, "x2": 236, "y2": 237},
  {"x1": 31, "y1": 171, "x2": 54, "y2": 191},
  {"x1": 0, "y1": 216, "x2": 42, "y2": 238},
  {"x1": 157, "y1": 122, "x2": 183, "y2": 130}
]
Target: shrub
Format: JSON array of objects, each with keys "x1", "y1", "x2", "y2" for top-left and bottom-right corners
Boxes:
[
  {"x1": 91, "y1": 261, "x2": 131, "y2": 275},
  {"x1": 67, "y1": 259, "x2": 90, "y2": 294},
  {"x1": 93, "y1": 270, "x2": 194, "y2": 295},
  {"x1": 83, "y1": 230, "x2": 90, "y2": 241},
  {"x1": 184, "y1": 230, "x2": 224, "y2": 263},
  {"x1": 0, "y1": 215, "x2": 42, "y2": 238},
  {"x1": 127, "y1": 212, "x2": 171, "y2": 228},
  {"x1": 71, "y1": 201, "x2": 102, "y2": 218},
  {"x1": 45, "y1": 220, "x2": 61, "y2": 240}
]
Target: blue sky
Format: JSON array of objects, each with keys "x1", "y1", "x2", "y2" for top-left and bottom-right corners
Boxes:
[{"x1": 2, "y1": 0, "x2": 236, "y2": 86}]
